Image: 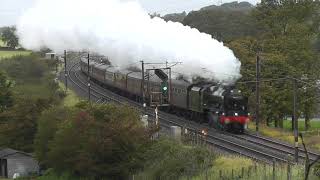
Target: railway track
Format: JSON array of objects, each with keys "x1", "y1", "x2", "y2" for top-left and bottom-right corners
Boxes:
[
  {"x1": 241, "y1": 132, "x2": 320, "y2": 161},
  {"x1": 62, "y1": 55, "x2": 319, "y2": 164}
]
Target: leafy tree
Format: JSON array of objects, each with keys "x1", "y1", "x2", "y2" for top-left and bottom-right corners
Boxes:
[
  {"x1": 40, "y1": 102, "x2": 149, "y2": 179},
  {"x1": 0, "y1": 26, "x2": 19, "y2": 49},
  {"x1": 0, "y1": 98, "x2": 51, "y2": 152},
  {"x1": 0, "y1": 71, "x2": 13, "y2": 112},
  {"x1": 255, "y1": 0, "x2": 320, "y2": 129},
  {"x1": 230, "y1": 0, "x2": 320, "y2": 129},
  {"x1": 34, "y1": 106, "x2": 69, "y2": 166}
]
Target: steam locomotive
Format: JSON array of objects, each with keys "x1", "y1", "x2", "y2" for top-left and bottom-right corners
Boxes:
[{"x1": 80, "y1": 58, "x2": 250, "y2": 132}]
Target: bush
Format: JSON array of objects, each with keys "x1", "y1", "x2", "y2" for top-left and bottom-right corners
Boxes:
[
  {"x1": 36, "y1": 102, "x2": 149, "y2": 179},
  {"x1": 0, "y1": 55, "x2": 49, "y2": 81},
  {"x1": 137, "y1": 138, "x2": 215, "y2": 180},
  {"x1": 314, "y1": 163, "x2": 320, "y2": 177},
  {"x1": 0, "y1": 97, "x2": 51, "y2": 152}
]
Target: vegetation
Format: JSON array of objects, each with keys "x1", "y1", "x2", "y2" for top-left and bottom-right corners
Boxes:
[
  {"x1": 0, "y1": 39, "x2": 5, "y2": 47},
  {"x1": 0, "y1": 54, "x2": 64, "y2": 152},
  {"x1": 179, "y1": 0, "x2": 320, "y2": 132},
  {"x1": 136, "y1": 138, "x2": 215, "y2": 179},
  {"x1": 183, "y1": 2, "x2": 257, "y2": 41},
  {"x1": 2, "y1": 1, "x2": 320, "y2": 179},
  {"x1": 0, "y1": 72, "x2": 13, "y2": 112},
  {"x1": 58, "y1": 82, "x2": 80, "y2": 107},
  {"x1": 35, "y1": 102, "x2": 150, "y2": 179},
  {"x1": 0, "y1": 26, "x2": 19, "y2": 49},
  {"x1": 0, "y1": 50, "x2": 31, "y2": 59}
]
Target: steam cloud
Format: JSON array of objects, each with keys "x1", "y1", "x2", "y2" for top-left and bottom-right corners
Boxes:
[{"x1": 17, "y1": 0, "x2": 241, "y2": 84}]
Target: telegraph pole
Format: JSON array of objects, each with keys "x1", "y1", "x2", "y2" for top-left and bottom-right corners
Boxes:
[
  {"x1": 64, "y1": 50, "x2": 68, "y2": 92},
  {"x1": 256, "y1": 55, "x2": 260, "y2": 132},
  {"x1": 87, "y1": 53, "x2": 91, "y2": 102},
  {"x1": 293, "y1": 78, "x2": 299, "y2": 162},
  {"x1": 141, "y1": 61, "x2": 145, "y2": 107}
]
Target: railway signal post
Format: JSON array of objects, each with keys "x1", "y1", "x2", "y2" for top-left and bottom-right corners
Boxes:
[
  {"x1": 87, "y1": 53, "x2": 91, "y2": 102},
  {"x1": 141, "y1": 61, "x2": 145, "y2": 108},
  {"x1": 64, "y1": 50, "x2": 68, "y2": 92},
  {"x1": 293, "y1": 78, "x2": 298, "y2": 163},
  {"x1": 255, "y1": 55, "x2": 260, "y2": 133}
]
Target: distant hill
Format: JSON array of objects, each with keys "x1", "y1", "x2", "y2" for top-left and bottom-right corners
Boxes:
[
  {"x1": 162, "y1": 1, "x2": 254, "y2": 26},
  {"x1": 181, "y1": 1, "x2": 258, "y2": 41},
  {"x1": 162, "y1": 12, "x2": 187, "y2": 23},
  {"x1": 200, "y1": 1, "x2": 253, "y2": 11}
]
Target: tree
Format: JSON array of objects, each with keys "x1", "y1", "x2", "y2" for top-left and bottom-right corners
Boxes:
[
  {"x1": 0, "y1": 71, "x2": 13, "y2": 112},
  {"x1": 0, "y1": 98, "x2": 51, "y2": 152},
  {"x1": 0, "y1": 26, "x2": 19, "y2": 49},
  {"x1": 229, "y1": 0, "x2": 320, "y2": 129},
  {"x1": 34, "y1": 106, "x2": 68, "y2": 166},
  {"x1": 252, "y1": 0, "x2": 320, "y2": 130},
  {"x1": 38, "y1": 102, "x2": 150, "y2": 179}
]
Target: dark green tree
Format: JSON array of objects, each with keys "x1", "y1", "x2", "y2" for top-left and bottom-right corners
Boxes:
[
  {"x1": 0, "y1": 98, "x2": 51, "y2": 152},
  {"x1": 257, "y1": 0, "x2": 319, "y2": 129},
  {"x1": 0, "y1": 71, "x2": 13, "y2": 112},
  {"x1": 1, "y1": 26, "x2": 19, "y2": 49}
]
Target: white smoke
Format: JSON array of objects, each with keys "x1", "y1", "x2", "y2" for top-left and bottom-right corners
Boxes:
[{"x1": 17, "y1": 0, "x2": 241, "y2": 84}]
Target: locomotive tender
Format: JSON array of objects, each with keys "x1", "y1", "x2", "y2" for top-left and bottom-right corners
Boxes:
[{"x1": 80, "y1": 58, "x2": 250, "y2": 132}]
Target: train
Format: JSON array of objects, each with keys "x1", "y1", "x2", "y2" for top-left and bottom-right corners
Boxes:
[{"x1": 80, "y1": 58, "x2": 250, "y2": 133}]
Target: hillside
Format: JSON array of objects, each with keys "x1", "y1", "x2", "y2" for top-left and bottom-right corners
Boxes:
[
  {"x1": 162, "y1": 11, "x2": 187, "y2": 23},
  {"x1": 200, "y1": 1, "x2": 253, "y2": 11},
  {"x1": 161, "y1": 1, "x2": 257, "y2": 41},
  {"x1": 182, "y1": 1, "x2": 257, "y2": 41}
]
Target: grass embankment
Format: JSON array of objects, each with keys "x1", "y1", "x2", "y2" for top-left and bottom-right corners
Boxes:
[
  {"x1": 135, "y1": 139, "x2": 318, "y2": 180},
  {"x1": 58, "y1": 82, "x2": 80, "y2": 107},
  {"x1": 187, "y1": 156, "x2": 313, "y2": 180},
  {"x1": 248, "y1": 121, "x2": 320, "y2": 151}
]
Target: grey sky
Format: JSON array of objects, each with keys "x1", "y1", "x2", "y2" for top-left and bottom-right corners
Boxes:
[{"x1": 0, "y1": 0, "x2": 259, "y2": 26}]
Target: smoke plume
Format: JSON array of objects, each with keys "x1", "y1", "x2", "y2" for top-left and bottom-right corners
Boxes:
[{"x1": 17, "y1": 0, "x2": 241, "y2": 84}]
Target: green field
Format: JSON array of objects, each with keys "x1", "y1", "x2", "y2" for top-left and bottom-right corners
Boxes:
[
  {"x1": 0, "y1": 50, "x2": 32, "y2": 59},
  {"x1": 283, "y1": 119, "x2": 320, "y2": 131}
]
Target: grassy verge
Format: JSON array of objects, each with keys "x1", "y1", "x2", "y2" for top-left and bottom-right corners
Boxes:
[
  {"x1": 248, "y1": 121, "x2": 320, "y2": 151},
  {"x1": 58, "y1": 82, "x2": 80, "y2": 107},
  {"x1": 135, "y1": 139, "x2": 318, "y2": 180},
  {"x1": 0, "y1": 50, "x2": 31, "y2": 59},
  {"x1": 187, "y1": 157, "x2": 313, "y2": 180}
]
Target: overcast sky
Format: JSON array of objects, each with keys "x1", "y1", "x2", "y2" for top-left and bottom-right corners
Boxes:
[{"x1": 0, "y1": 0, "x2": 259, "y2": 27}]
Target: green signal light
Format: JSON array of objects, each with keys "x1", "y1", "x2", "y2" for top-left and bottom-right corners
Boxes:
[{"x1": 161, "y1": 81, "x2": 168, "y2": 95}]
